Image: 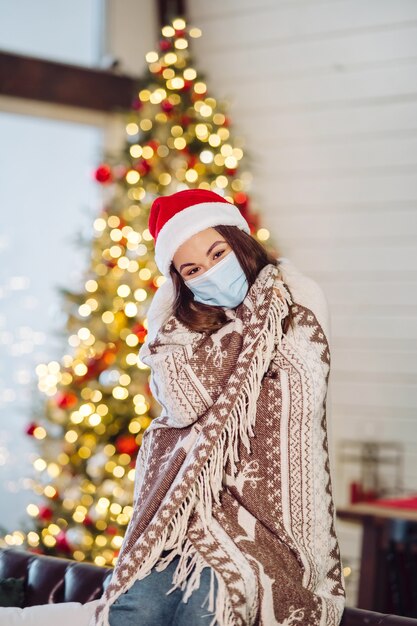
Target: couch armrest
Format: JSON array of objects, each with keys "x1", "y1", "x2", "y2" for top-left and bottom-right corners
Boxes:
[{"x1": 0, "y1": 548, "x2": 112, "y2": 606}]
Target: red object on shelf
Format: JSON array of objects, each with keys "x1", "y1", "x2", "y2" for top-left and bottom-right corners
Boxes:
[{"x1": 371, "y1": 495, "x2": 417, "y2": 509}]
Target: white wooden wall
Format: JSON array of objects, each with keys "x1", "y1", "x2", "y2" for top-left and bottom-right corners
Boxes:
[{"x1": 187, "y1": 0, "x2": 417, "y2": 605}]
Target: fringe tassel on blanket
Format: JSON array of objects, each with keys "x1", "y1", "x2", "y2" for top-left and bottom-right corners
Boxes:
[{"x1": 98, "y1": 283, "x2": 292, "y2": 626}]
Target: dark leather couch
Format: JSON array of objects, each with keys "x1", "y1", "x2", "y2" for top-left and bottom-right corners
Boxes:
[{"x1": 1, "y1": 547, "x2": 417, "y2": 625}]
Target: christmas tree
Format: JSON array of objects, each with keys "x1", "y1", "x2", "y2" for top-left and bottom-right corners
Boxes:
[{"x1": 1, "y1": 17, "x2": 277, "y2": 567}]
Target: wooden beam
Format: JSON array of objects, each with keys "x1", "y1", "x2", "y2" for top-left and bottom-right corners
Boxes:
[{"x1": 0, "y1": 51, "x2": 146, "y2": 113}]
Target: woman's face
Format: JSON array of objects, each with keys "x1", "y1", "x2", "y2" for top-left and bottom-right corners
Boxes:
[{"x1": 172, "y1": 227, "x2": 232, "y2": 282}]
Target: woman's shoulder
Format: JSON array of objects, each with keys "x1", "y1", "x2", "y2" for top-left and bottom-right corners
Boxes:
[{"x1": 277, "y1": 257, "x2": 331, "y2": 343}]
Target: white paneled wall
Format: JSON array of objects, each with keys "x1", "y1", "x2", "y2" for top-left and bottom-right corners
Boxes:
[{"x1": 187, "y1": 0, "x2": 417, "y2": 605}]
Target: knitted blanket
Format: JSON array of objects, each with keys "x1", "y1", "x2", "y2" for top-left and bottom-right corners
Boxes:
[{"x1": 91, "y1": 260, "x2": 346, "y2": 626}]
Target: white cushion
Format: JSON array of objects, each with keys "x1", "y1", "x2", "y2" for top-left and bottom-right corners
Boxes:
[{"x1": 0, "y1": 599, "x2": 100, "y2": 626}]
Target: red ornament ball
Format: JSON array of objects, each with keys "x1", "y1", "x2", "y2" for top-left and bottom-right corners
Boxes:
[
  {"x1": 55, "y1": 530, "x2": 71, "y2": 553},
  {"x1": 115, "y1": 434, "x2": 138, "y2": 455},
  {"x1": 159, "y1": 40, "x2": 171, "y2": 52},
  {"x1": 131, "y1": 97, "x2": 143, "y2": 111},
  {"x1": 55, "y1": 391, "x2": 78, "y2": 410},
  {"x1": 161, "y1": 99, "x2": 174, "y2": 113},
  {"x1": 94, "y1": 164, "x2": 112, "y2": 184},
  {"x1": 25, "y1": 421, "x2": 38, "y2": 436},
  {"x1": 135, "y1": 159, "x2": 151, "y2": 176},
  {"x1": 38, "y1": 505, "x2": 53, "y2": 521}
]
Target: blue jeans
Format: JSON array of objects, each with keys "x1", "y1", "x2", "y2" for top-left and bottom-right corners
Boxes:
[{"x1": 108, "y1": 551, "x2": 219, "y2": 626}]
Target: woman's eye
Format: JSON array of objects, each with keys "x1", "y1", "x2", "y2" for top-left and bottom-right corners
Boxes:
[{"x1": 214, "y1": 250, "x2": 225, "y2": 259}]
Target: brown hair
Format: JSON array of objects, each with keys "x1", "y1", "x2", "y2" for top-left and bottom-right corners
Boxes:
[{"x1": 168, "y1": 225, "x2": 295, "y2": 335}]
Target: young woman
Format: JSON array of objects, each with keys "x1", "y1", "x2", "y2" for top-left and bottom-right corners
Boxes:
[
  {"x1": 95, "y1": 188, "x2": 346, "y2": 626},
  {"x1": 0, "y1": 188, "x2": 345, "y2": 626}
]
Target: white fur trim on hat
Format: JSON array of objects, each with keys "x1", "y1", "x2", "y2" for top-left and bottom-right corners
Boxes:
[{"x1": 154, "y1": 201, "x2": 250, "y2": 276}]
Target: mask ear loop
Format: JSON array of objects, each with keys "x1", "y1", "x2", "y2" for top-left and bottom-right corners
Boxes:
[{"x1": 185, "y1": 249, "x2": 235, "y2": 286}]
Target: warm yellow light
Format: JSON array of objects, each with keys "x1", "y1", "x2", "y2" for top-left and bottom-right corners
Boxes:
[
  {"x1": 141, "y1": 228, "x2": 153, "y2": 241},
  {"x1": 213, "y1": 113, "x2": 225, "y2": 125},
  {"x1": 155, "y1": 275, "x2": 166, "y2": 286},
  {"x1": 199, "y1": 150, "x2": 213, "y2": 164},
  {"x1": 126, "y1": 123, "x2": 139, "y2": 135},
  {"x1": 117, "y1": 284, "x2": 131, "y2": 298},
  {"x1": 173, "y1": 18, "x2": 186, "y2": 29},
  {"x1": 94, "y1": 217, "x2": 106, "y2": 232},
  {"x1": 220, "y1": 144, "x2": 233, "y2": 156},
  {"x1": 183, "y1": 68, "x2": 197, "y2": 80},
  {"x1": 134, "y1": 288, "x2": 147, "y2": 301},
  {"x1": 189, "y1": 27, "x2": 202, "y2": 38},
  {"x1": 195, "y1": 124, "x2": 209, "y2": 139},
  {"x1": 27, "y1": 504, "x2": 39, "y2": 517},
  {"x1": 27, "y1": 532, "x2": 40, "y2": 546},
  {"x1": 185, "y1": 169, "x2": 198, "y2": 182},
  {"x1": 110, "y1": 503, "x2": 122, "y2": 515},
  {"x1": 145, "y1": 51, "x2": 159, "y2": 63},
  {"x1": 162, "y1": 25, "x2": 175, "y2": 37},
  {"x1": 33, "y1": 458, "x2": 47, "y2": 471},
  {"x1": 33, "y1": 426, "x2": 46, "y2": 440},
  {"x1": 124, "y1": 302, "x2": 138, "y2": 317},
  {"x1": 119, "y1": 374, "x2": 131, "y2": 387},
  {"x1": 218, "y1": 127, "x2": 230, "y2": 140},
  {"x1": 102, "y1": 311, "x2": 115, "y2": 324},
  {"x1": 109, "y1": 245, "x2": 122, "y2": 258},
  {"x1": 149, "y1": 90, "x2": 162, "y2": 104},
  {"x1": 108, "y1": 215, "x2": 120, "y2": 228},
  {"x1": 65, "y1": 430, "x2": 78, "y2": 443},
  {"x1": 126, "y1": 170, "x2": 140, "y2": 185},
  {"x1": 47, "y1": 463, "x2": 60, "y2": 478},
  {"x1": 141, "y1": 147, "x2": 154, "y2": 161},
  {"x1": 135, "y1": 402, "x2": 148, "y2": 415},
  {"x1": 169, "y1": 77, "x2": 184, "y2": 90},
  {"x1": 111, "y1": 535, "x2": 124, "y2": 548},
  {"x1": 78, "y1": 327, "x2": 91, "y2": 341},
  {"x1": 140, "y1": 119, "x2": 152, "y2": 131},
  {"x1": 225, "y1": 156, "x2": 238, "y2": 169},
  {"x1": 257, "y1": 228, "x2": 270, "y2": 241},
  {"x1": 74, "y1": 363, "x2": 88, "y2": 376},
  {"x1": 78, "y1": 446, "x2": 92, "y2": 459},
  {"x1": 44, "y1": 485, "x2": 57, "y2": 498},
  {"x1": 159, "y1": 172, "x2": 171, "y2": 186},
  {"x1": 174, "y1": 38, "x2": 188, "y2": 50},
  {"x1": 43, "y1": 535, "x2": 56, "y2": 547},
  {"x1": 216, "y1": 176, "x2": 228, "y2": 188},
  {"x1": 139, "y1": 89, "x2": 151, "y2": 101},
  {"x1": 113, "y1": 386, "x2": 129, "y2": 400},
  {"x1": 97, "y1": 497, "x2": 110, "y2": 509},
  {"x1": 208, "y1": 134, "x2": 221, "y2": 147},
  {"x1": 113, "y1": 465, "x2": 125, "y2": 478},
  {"x1": 164, "y1": 52, "x2": 177, "y2": 65},
  {"x1": 199, "y1": 104, "x2": 212, "y2": 118},
  {"x1": 85, "y1": 279, "x2": 98, "y2": 292},
  {"x1": 130, "y1": 144, "x2": 143, "y2": 158},
  {"x1": 88, "y1": 413, "x2": 101, "y2": 426},
  {"x1": 128, "y1": 420, "x2": 141, "y2": 434},
  {"x1": 174, "y1": 137, "x2": 187, "y2": 150},
  {"x1": 194, "y1": 82, "x2": 207, "y2": 94}
]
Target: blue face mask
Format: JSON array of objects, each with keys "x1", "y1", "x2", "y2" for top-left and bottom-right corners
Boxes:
[{"x1": 184, "y1": 250, "x2": 249, "y2": 308}]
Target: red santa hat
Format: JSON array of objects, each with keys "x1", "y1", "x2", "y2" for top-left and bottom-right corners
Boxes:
[{"x1": 149, "y1": 188, "x2": 250, "y2": 276}]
